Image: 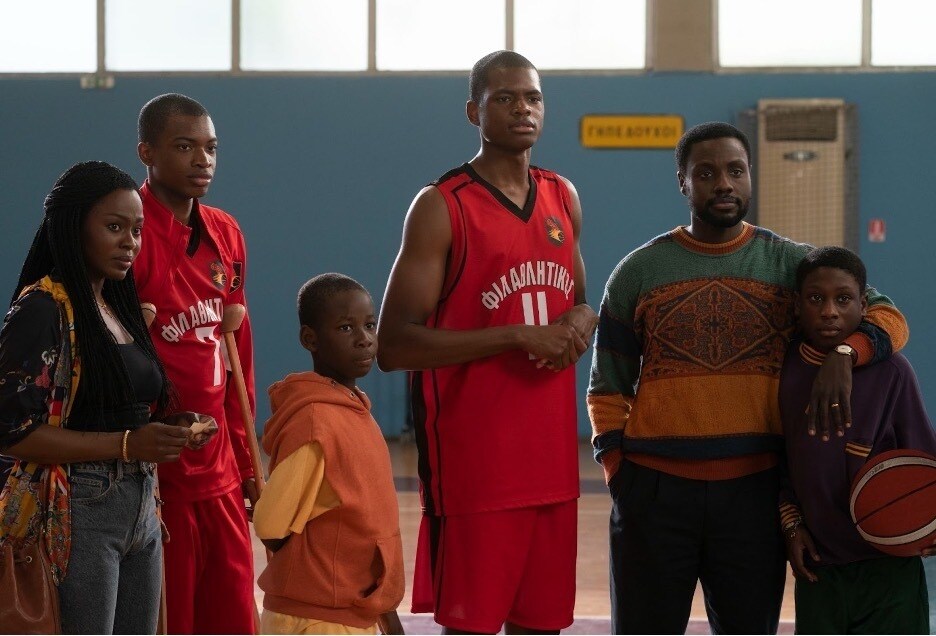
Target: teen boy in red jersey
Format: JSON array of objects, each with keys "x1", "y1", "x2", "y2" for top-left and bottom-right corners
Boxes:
[
  {"x1": 378, "y1": 51, "x2": 597, "y2": 634},
  {"x1": 133, "y1": 93, "x2": 257, "y2": 634}
]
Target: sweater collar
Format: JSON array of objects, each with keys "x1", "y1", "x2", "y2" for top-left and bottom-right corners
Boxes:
[
  {"x1": 672, "y1": 222, "x2": 755, "y2": 255},
  {"x1": 798, "y1": 341, "x2": 828, "y2": 366}
]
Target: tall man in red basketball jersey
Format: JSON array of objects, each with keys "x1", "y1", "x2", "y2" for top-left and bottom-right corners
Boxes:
[
  {"x1": 133, "y1": 93, "x2": 257, "y2": 634},
  {"x1": 378, "y1": 51, "x2": 598, "y2": 634}
]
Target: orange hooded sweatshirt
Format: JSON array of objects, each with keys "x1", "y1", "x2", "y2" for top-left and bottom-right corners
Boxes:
[{"x1": 257, "y1": 371, "x2": 404, "y2": 628}]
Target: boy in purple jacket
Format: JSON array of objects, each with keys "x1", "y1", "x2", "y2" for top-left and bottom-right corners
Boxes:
[{"x1": 779, "y1": 246, "x2": 936, "y2": 634}]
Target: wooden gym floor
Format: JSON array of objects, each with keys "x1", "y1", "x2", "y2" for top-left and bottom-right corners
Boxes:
[{"x1": 252, "y1": 440, "x2": 936, "y2": 634}]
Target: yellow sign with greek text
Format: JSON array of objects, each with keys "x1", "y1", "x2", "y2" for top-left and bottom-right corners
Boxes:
[{"x1": 580, "y1": 115, "x2": 684, "y2": 149}]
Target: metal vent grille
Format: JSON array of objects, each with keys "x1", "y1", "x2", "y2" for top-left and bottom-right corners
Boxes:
[{"x1": 764, "y1": 106, "x2": 840, "y2": 141}]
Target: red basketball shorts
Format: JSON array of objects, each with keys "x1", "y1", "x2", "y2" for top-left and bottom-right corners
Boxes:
[
  {"x1": 411, "y1": 499, "x2": 577, "y2": 633},
  {"x1": 161, "y1": 488, "x2": 256, "y2": 634}
]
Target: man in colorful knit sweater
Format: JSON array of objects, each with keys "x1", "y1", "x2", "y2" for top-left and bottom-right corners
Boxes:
[{"x1": 587, "y1": 122, "x2": 909, "y2": 634}]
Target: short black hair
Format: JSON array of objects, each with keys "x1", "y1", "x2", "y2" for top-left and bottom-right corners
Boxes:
[
  {"x1": 469, "y1": 50, "x2": 538, "y2": 104},
  {"x1": 796, "y1": 246, "x2": 867, "y2": 292},
  {"x1": 675, "y1": 122, "x2": 752, "y2": 173},
  {"x1": 138, "y1": 93, "x2": 209, "y2": 144},
  {"x1": 297, "y1": 273, "x2": 369, "y2": 330}
]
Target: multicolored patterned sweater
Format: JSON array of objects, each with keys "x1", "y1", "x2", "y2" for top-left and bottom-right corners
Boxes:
[{"x1": 588, "y1": 223, "x2": 909, "y2": 481}]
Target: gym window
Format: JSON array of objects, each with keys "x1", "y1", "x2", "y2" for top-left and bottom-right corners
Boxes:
[
  {"x1": 717, "y1": 0, "x2": 936, "y2": 69},
  {"x1": 2, "y1": 0, "x2": 934, "y2": 75},
  {"x1": 0, "y1": 0, "x2": 96, "y2": 73}
]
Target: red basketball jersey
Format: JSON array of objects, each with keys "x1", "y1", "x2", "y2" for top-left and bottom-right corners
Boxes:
[
  {"x1": 135, "y1": 182, "x2": 255, "y2": 503},
  {"x1": 415, "y1": 164, "x2": 580, "y2": 516}
]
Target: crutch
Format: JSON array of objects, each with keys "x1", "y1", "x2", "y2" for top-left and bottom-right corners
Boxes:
[
  {"x1": 219, "y1": 304, "x2": 266, "y2": 492},
  {"x1": 219, "y1": 303, "x2": 267, "y2": 633}
]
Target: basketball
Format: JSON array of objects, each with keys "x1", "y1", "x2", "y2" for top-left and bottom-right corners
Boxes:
[{"x1": 849, "y1": 449, "x2": 936, "y2": 557}]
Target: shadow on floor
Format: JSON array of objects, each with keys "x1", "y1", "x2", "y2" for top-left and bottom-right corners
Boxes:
[{"x1": 399, "y1": 615, "x2": 796, "y2": 634}]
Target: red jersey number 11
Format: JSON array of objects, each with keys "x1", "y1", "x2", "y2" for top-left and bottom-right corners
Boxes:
[{"x1": 522, "y1": 291, "x2": 548, "y2": 360}]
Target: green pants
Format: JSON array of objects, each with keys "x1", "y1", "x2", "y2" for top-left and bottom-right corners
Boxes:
[{"x1": 795, "y1": 555, "x2": 930, "y2": 634}]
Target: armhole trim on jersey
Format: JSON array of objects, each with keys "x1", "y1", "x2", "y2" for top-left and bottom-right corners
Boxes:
[
  {"x1": 542, "y1": 171, "x2": 573, "y2": 221},
  {"x1": 439, "y1": 183, "x2": 469, "y2": 303}
]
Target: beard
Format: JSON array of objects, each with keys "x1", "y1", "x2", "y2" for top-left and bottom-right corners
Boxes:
[{"x1": 692, "y1": 197, "x2": 751, "y2": 229}]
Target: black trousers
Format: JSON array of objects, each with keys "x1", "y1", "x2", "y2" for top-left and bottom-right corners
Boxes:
[{"x1": 608, "y1": 461, "x2": 786, "y2": 634}]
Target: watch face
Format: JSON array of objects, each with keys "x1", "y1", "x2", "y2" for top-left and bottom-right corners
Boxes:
[{"x1": 836, "y1": 345, "x2": 854, "y2": 355}]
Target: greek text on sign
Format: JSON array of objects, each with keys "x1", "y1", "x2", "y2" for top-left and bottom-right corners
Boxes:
[{"x1": 581, "y1": 115, "x2": 684, "y2": 149}]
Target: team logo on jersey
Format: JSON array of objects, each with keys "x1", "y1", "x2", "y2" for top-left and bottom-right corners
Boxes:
[
  {"x1": 209, "y1": 261, "x2": 227, "y2": 289},
  {"x1": 230, "y1": 261, "x2": 243, "y2": 292},
  {"x1": 545, "y1": 216, "x2": 565, "y2": 246}
]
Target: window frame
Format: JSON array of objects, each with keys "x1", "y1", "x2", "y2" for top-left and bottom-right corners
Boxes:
[
  {"x1": 715, "y1": 0, "x2": 936, "y2": 73},
  {"x1": 0, "y1": 0, "x2": 653, "y2": 78},
  {"x1": 1, "y1": 0, "x2": 933, "y2": 79}
]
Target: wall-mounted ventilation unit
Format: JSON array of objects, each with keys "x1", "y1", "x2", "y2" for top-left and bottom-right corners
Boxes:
[{"x1": 740, "y1": 98, "x2": 859, "y2": 250}]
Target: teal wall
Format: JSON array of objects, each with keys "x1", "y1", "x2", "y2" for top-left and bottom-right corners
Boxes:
[{"x1": 2, "y1": 71, "x2": 935, "y2": 436}]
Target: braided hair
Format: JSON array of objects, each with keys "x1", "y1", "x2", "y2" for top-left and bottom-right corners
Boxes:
[{"x1": 13, "y1": 161, "x2": 172, "y2": 422}]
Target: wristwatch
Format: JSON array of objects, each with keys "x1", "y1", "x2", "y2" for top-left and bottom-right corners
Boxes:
[{"x1": 835, "y1": 344, "x2": 856, "y2": 357}]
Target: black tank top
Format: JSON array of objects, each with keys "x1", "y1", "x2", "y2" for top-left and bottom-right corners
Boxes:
[
  {"x1": 119, "y1": 341, "x2": 162, "y2": 404},
  {"x1": 67, "y1": 341, "x2": 163, "y2": 433}
]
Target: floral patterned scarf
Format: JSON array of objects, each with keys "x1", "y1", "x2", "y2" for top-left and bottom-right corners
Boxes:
[{"x1": 0, "y1": 276, "x2": 80, "y2": 584}]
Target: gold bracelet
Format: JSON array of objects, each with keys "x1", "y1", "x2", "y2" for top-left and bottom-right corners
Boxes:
[{"x1": 122, "y1": 429, "x2": 131, "y2": 463}]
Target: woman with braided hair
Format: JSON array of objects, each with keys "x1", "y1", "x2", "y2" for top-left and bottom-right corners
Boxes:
[{"x1": 0, "y1": 161, "x2": 195, "y2": 634}]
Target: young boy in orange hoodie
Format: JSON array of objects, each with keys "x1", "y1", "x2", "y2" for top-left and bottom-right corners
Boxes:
[{"x1": 255, "y1": 273, "x2": 404, "y2": 635}]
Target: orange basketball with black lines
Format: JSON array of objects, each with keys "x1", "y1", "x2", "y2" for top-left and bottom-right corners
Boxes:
[{"x1": 849, "y1": 449, "x2": 936, "y2": 557}]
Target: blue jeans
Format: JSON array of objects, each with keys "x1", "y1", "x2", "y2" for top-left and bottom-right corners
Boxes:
[{"x1": 58, "y1": 460, "x2": 162, "y2": 635}]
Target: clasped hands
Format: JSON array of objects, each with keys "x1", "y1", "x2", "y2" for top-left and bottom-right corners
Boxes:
[{"x1": 528, "y1": 304, "x2": 598, "y2": 371}]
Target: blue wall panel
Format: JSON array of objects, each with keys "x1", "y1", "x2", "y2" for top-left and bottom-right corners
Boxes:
[{"x1": 2, "y1": 71, "x2": 934, "y2": 437}]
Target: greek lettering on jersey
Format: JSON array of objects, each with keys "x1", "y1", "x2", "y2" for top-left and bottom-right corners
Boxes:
[
  {"x1": 159, "y1": 297, "x2": 223, "y2": 343},
  {"x1": 480, "y1": 260, "x2": 575, "y2": 311},
  {"x1": 158, "y1": 296, "x2": 224, "y2": 387}
]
